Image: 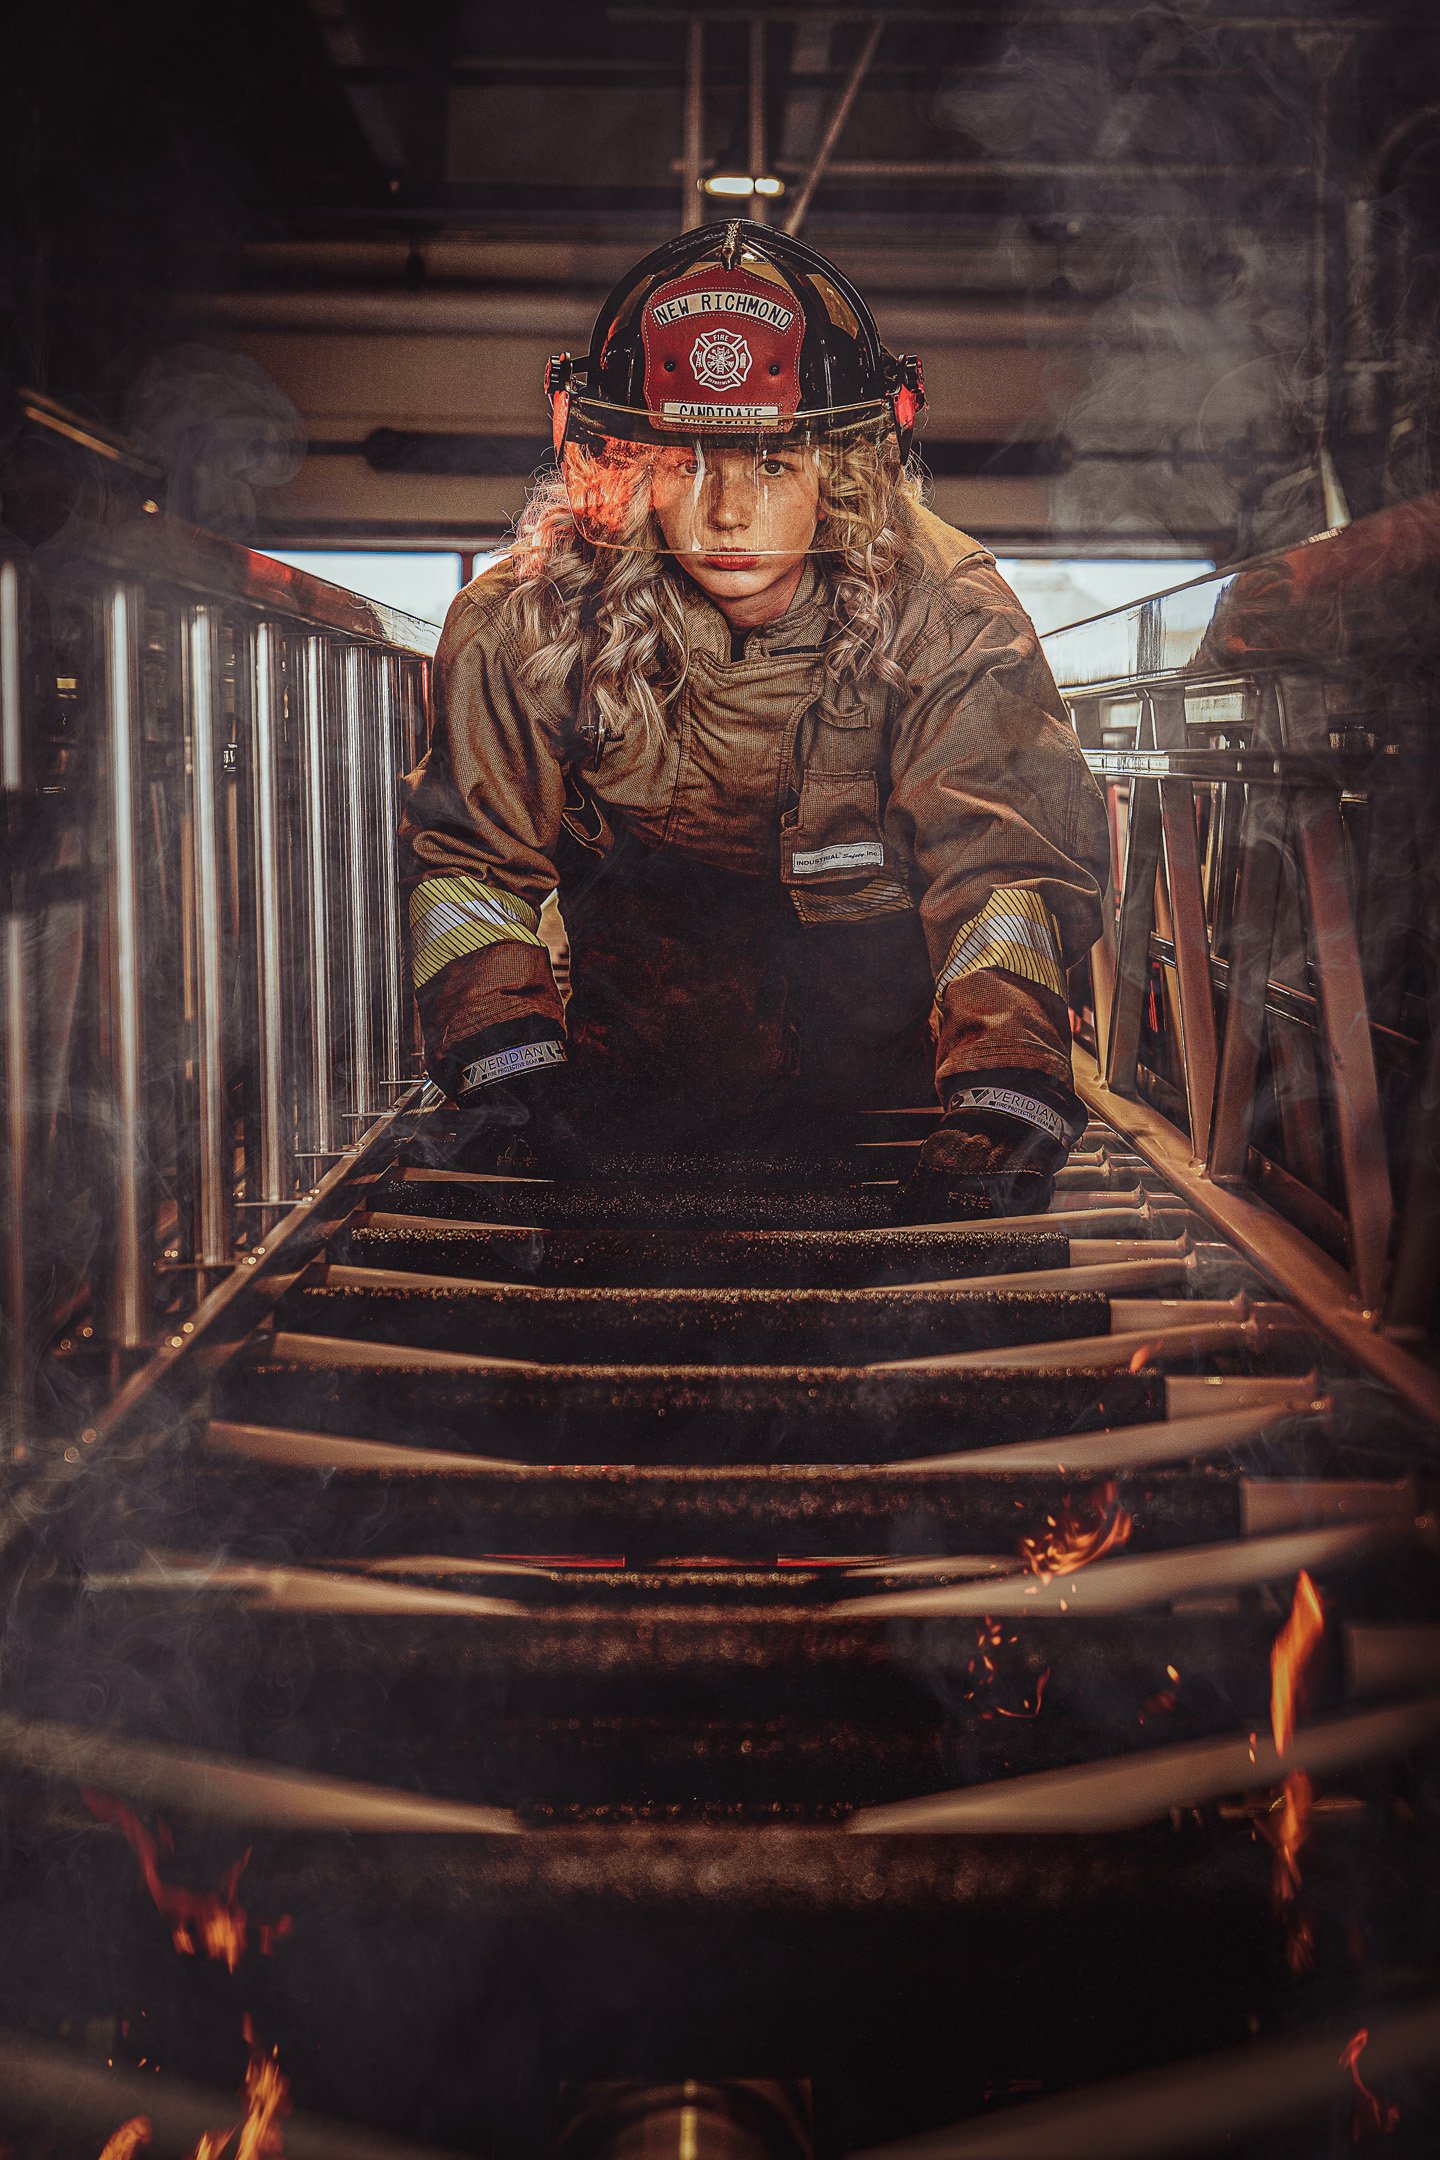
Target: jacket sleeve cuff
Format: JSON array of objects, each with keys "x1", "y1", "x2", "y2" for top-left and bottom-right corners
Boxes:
[
  {"x1": 417, "y1": 939, "x2": 565, "y2": 1071},
  {"x1": 432, "y1": 1017, "x2": 568, "y2": 1104}
]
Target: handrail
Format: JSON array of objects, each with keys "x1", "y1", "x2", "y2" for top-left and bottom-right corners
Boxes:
[
  {"x1": 1042, "y1": 491, "x2": 1440, "y2": 1360},
  {"x1": 1045, "y1": 490, "x2": 1440, "y2": 690},
  {"x1": 0, "y1": 514, "x2": 438, "y2": 1447}
]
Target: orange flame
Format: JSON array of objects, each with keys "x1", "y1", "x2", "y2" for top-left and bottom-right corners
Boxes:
[
  {"x1": 103, "y1": 2025, "x2": 293, "y2": 2160},
  {"x1": 1019, "y1": 1480, "x2": 1134, "y2": 1581},
  {"x1": 1339, "y1": 2029, "x2": 1400, "y2": 2140},
  {"x1": 83, "y1": 1792, "x2": 292, "y2": 1973},
  {"x1": 1271, "y1": 1568, "x2": 1324, "y2": 1754},
  {"x1": 97, "y1": 2122, "x2": 151, "y2": 2160},
  {"x1": 1261, "y1": 1572, "x2": 1326, "y2": 1971},
  {"x1": 231, "y1": 2021, "x2": 291, "y2": 2159}
]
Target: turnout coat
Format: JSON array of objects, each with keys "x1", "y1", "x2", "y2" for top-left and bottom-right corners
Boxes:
[{"x1": 399, "y1": 503, "x2": 1109, "y2": 1134}]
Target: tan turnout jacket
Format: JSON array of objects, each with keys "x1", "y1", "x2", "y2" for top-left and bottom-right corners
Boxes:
[{"x1": 400, "y1": 503, "x2": 1108, "y2": 1127}]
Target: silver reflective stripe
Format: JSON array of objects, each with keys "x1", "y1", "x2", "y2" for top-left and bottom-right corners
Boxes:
[
  {"x1": 946, "y1": 1085, "x2": 1071, "y2": 1147},
  {"x1": 459, "y1": 1038, "x2": 567, "y2": 1093},
  {"x1": 791, "y1": 839, "x2": 885, "y2": 877}
]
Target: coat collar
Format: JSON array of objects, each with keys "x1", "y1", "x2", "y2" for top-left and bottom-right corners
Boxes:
[{"x1": 674, "y1": 559, "x2": 831, "y2": 663}]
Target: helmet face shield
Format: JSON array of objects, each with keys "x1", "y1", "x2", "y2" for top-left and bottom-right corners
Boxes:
[{"x1": 559, "y1": 402, "x2": 897, "y2": 557}]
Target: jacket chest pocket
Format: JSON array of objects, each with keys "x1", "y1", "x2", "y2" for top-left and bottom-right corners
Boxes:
[
  {"x1": 780, "y1": 769, "x2": 886, "y2": 887},
  {"x1": 779, "y1": 766, "x2": 916, "y2": 926}
]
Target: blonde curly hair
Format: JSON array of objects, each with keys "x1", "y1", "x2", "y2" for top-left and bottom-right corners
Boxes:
[{"x1": 503, "y1": 433, "x2": 924, "y2": 745}]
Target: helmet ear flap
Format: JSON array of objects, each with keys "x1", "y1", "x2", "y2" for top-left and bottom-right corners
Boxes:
[
  {"x1": 888, "y1": 354, "x2": 926, "y2": 461},
  {"x1": 546, "y1": 354, "x2": 574, "y2": 457}
]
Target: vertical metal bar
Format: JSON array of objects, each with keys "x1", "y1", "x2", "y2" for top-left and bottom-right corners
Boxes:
[
  {"x1": 1104, "y1": 698, "x2": 1162, "y2": 1097},
  {"x1": 342, "y1": 644, "x2": 377, "y2": 1118},
  {"x1": 248, "y1": 620, "x2": 291, "y2": 1214},
  {"x1": 1, "y1": 554, "x2": 30, "y2": 1424},
  {"x1": 1153, "y1": 688, "x2": 1219, "y2": 1159},
  {"x1": 748, "y1": 16, "x2": 768, "y2": 222},
  {"x1": 1206, "y1": 785, "x2": 1288, "y2": 1184},
  {"x1": 1293, "y1": 790, "x2": 1394, "y2": 1308},
  {"x1": 183, "y1": 605, "x2": 231, "y2": 1266},
  {"x1": 682, "y1": 18, "x2": 704, "y2": 230},
  {"x1": 1278, "y1": 677, "x2": 1394, "y2": 1309},
  {"x1": 293, "y1": 632, "x2": 340, "y2": 1163},
  {"x1": 101, "y1": 584, "x2": 150, "y2": 1349},
  {"x1": 395, "y1": 657, "x2": 428, "y2": 1075},
  {"x1": 373, "y1": 650, "x2": 403, "y2": 1089}
]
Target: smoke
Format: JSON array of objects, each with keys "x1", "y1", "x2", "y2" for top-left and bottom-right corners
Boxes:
[
  {"x1": 926, "y1": 5, "x2": 1345, "y2": 554},
  {"x1": 123, "y1": 345, "x2": 304, "y2": 537}
]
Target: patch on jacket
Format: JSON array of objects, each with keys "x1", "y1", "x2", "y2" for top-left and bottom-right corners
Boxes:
[{"x1": 790, "y1": 839, "x2": 885, "y2": 877}]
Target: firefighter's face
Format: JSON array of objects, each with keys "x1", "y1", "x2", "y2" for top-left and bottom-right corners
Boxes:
[{"x1": 650, "y1": 442, "x2": 821, "y2": 611}]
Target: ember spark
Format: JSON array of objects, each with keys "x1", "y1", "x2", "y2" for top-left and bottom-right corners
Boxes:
[{"x1": 1019, "y1": 1480, "x2": 1133, "y2": 1581}]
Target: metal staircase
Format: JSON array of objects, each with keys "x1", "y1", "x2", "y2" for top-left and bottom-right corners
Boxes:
[{"x1": 3, "y1": 502, "x2": 1440, "y2": 2157}]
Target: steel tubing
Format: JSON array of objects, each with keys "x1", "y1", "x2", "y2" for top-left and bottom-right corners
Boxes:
[
  {"x1": 883, "y1": 1303, "x2": 1312, "y2": 1371},
  {"x1": 831, "y1": 1520, "x2": 1410, "y2": 1620},
  {"x1": 0, "y1": 1710, "x2": 520, "y2": 1833},
  {"x1": 372, "y1": 651, "x2": 404, "y2": 1093},
  {"x1": 0, "y1": 2033, "x2": 473, "y2": 2160},
  {"x1": 341, "y1": 644, "x2": 379, "y2": 1120},
  {"x1": 1, "y1": 551, "x2": 30, "y2": 1422},
  {"x1": 246, "y1": 619, "x2": 293, "y2": 1218},
  {"x1": 181, "y1": 602, "x2": 231, "y2": 1267},
  {"x1": 100, "y1": 580, "x2": 151, "y2": 1348},
  {"x1": 293, "y1": 631, "x2": 342, "y2": 1163},
  {"x1": 849, "y1": 1692, "x2": 1440, "y2": 1836},
  {"x1": 851, "y1": 1998, "x2": 1440, "y2": 2159}
]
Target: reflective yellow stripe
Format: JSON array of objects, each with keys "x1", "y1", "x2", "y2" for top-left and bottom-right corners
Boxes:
[
  {"x1": 935, "y1": 886, "x2": 1067, "y2": 1002},
  {"x1": 409, "y1": 874, "x2": 542, "y2": 989}
]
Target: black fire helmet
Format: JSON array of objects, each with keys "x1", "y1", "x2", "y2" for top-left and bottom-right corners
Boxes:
[{"x1": 545, "y1": 219, "x2": 926, "y2": 459}]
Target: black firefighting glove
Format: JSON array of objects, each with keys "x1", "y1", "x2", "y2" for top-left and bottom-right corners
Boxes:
[
  {"x1": 899, "y1": 1069, "x2": 1086, "y2": 1222},
  {"x1": 418, "y1": 1020, "x2": 587, "y2": 1179}
]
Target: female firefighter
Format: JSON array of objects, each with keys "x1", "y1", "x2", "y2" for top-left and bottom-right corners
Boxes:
[{"x1": 399, "y1": 220, "x2": 1109, "y2": 1217}]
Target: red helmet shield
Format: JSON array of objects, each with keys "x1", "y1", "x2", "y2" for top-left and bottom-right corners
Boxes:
[{"x1": 637, "y1": 268, "x2": 805, "y2": 431}]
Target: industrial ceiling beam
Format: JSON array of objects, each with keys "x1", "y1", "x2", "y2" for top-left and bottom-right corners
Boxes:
[{"x1": 613, "y1": 6, "x2": 1383, "y2": 30}]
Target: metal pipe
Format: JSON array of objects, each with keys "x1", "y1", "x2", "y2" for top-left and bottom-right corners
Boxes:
[
  {"x1": 342, "y1": 645, "x2": 378, "y2": 1118},
  {"x1": 886, "y1": 1393, "x2": 1325, "y2": 1475},
  {"x1": 782, "y1": 17, "x2": 883, "y2": 236},
  {"x1": 849, "y1": 1998, "x2": 1440, "y2": 2159},
  {"x1": 682, "y1": 16, "x2": 704, "y2": 230},
  {"x1": 1, "y1": 553, "x2": 29, "y2": 1425},
  {"x1": 183, "y1": 604, "x2": 231, "y2": 1267},
  {"x1": 373, "y1": 650, "x2": 404, "y2": 1090},
  {"x1": 830, "y1": 1519, "x2": 1404, "y2": 1623},
  {"x1": 246, "y1": 620, "x2": 292, "y2": 1218},
  {"x1": 0, "y1": 1708, "x2": 520, "y2": 1833},
  {"x1": 615, "y1": 7, "x2": 1384, "y2": 27},
  {"x1": 875, "y1": 1303, "x2": 1307, "y2": 1371},
  {"x1": 0, "y1": 2033, "x2": 475, "y2": 2160},
  {"x1": 781, "y1": 154, "x2": 1310, "y2": 184},
  {"x1": 85, "y1": 1557, "x2": 527, "y2": 1618},
  {"x1": 851, "y1": 1692, "x2": 1440, "y2": 1838},
  {"x1": 294, "y1": 631, "x2": 340, "y2": 1161},
  {"x1": 748, "y1": 15, "x2": 768, "y2": 222},
  {"x1": 101, "y1": 583, "x2": 150, "y2": 1349}
]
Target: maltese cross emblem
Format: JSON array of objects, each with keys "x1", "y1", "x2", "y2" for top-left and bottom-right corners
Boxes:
[{"x1": 689, "y1": 327, "x2": 753, "y2": 391}]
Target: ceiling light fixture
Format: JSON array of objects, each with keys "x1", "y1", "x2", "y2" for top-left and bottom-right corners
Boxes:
[{"x1": 702, "y1": 173, "x2": 785, "y2": 198}]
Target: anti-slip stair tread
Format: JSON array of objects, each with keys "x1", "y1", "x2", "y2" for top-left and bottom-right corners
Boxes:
[{"x1": 343, "y1": 1216, "x2": 1106, "y2": 1287}]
